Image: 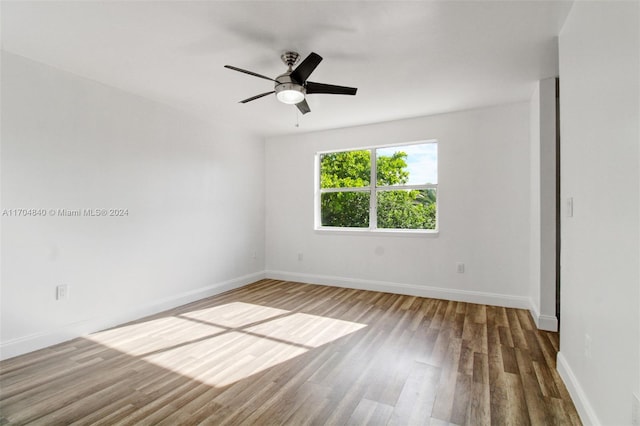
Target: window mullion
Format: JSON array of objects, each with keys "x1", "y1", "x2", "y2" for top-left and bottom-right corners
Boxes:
[
  {"x1": 370, "y1": 149, "x2": 377, "y2": 230},
  {"x1": 320, "y1": 186, "x2": 371, "y2": 193},
  {"x1": 376, "y1": 184, "x2": 437, "y2": 191}
]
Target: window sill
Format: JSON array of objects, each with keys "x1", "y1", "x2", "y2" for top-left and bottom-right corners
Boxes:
[{"x1": 314, "y1": 227, "x2": 439, "y2": 238}]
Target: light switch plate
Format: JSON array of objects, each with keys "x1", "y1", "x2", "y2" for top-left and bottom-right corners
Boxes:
[{"x1": 567, "y1": 197, "x2": 574, "y2": 217}]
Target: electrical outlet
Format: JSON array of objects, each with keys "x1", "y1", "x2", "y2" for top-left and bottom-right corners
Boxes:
[
  {"x1": 297, "y1": 253, "x2": 304, "y2": 261},
  {"x1": 632, "y1": 393, "x2": 640, "y2": 426},
  {"x1": 56, "y1": 284, "x2": 68, "y2": 300},
  {"x1": 584, "y1": 334, "x2": 592, "y2": 359},
  {"x1": 456, "y1": 263, "x2": 465, "y2": 273}
]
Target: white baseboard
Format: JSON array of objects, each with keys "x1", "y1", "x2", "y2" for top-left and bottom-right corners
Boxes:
[
  {"x1": 536, "y1": 314, "x2": 558, "y2": 331},
  {"x1": 557, "y1": 351, "x2": 600, "y2": 425},
  {"x1": 528, "y1": 301, "x2": 558, "y2": 331},
  {"x1": 0, "y1": 271, "x2": 266, "y2": 361},
  {"x1": 265, "y1": 270, "x2": 531, "y2": 309}
]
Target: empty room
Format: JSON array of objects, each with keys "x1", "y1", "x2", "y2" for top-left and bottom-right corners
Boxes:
[{"x1": 1, "y1": 1, "x2": 638, "y2": 425}]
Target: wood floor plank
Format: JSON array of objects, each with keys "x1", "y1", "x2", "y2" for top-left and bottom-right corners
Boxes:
[
  {"x1": 281, "y1": 382, "x2": 332, "y2": 425},
  {"x1": 532, "y1": 361, "x2": 561, "y2": 399},
  {"x1": 501, "y1": 345, "x2": 520, "y2": 375},
  {"x1": 450, "y1": 372, "x2": 472, "y2": 425},
  {"x1": 498, "y1": 326, "x2": 515, "y2": 348},
  {"x1": 515, "y1": 347, "x2": 551, "y2": 425},
  {"x1": 489, "y1": 377, "x2": 510, "y2": 425},
  {"x1": 507, "y1": 310, "x2": 529, "y2": 350},
  {"x1": 472, "y1": 352, "x2": 489, "y2": 385},
  {"x1": 0, "y1": 279, "x2": 581, "y2": 425},
  {"x1": 504, "y1": 372, "x2": 531, "y2": 426},
  {"x1": 430, "y1": 337, "x2": 463, "y2": 421},
  {"x1": 390, "y1": 360, "x2": 440, "y2": 425},
  {"x1": 468, "y1": 381, "x2": 491, "y2": 426}
]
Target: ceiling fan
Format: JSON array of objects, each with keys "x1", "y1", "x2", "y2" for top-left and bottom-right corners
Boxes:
[{"x1": 224, "y1": 51, "x2": 357, "y2": 115}]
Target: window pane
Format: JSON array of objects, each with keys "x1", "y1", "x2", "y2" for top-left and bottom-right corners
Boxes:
[
  {"x1": 321, "y1": 192, "x2": 370, "y2": 228},
  {"x1": 376, "y1": 143, "x2": 437, "y2": 186},
  {"x1": 377, "y1": 189, "x2": 437, "y2": 230},
  {"x1": 320, "y1": 150, "x2": 370, "y2": 189}
]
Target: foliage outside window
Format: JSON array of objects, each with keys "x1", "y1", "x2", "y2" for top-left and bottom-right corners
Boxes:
[{"x1": 317, "y1": 142, "x2": 438, "y2": 232}]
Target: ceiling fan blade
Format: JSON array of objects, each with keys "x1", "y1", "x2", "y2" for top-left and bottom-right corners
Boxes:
[
  {"x1": 290, "y1": 52, "x2": 323, "y2": 84},
  {"x1": 224, "y1": 65, "x2": 276, "y2": 82},
  {"x1": 306, "y1": 81, "x2": 358, "y2": 96},
  {"x1": 239, "y1": 91, "x2": 275, "y2": 103},
  {"x1": 296, "y1": 99, "x2": 311, "y2": 115}
]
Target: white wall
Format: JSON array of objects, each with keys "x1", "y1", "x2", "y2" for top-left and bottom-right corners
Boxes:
[
  {"x1": 557, "y1": 1, "x2": 640, "y2": 425},
  {"x1": 529, "y1": 78, "x2": 558, "y2": 331},
  {"x1": 265, "y1": 103, "x2": 532, "y2": 308},
  {"x1": 0, "y1": 52, "x2": 266, "y2": 359}
]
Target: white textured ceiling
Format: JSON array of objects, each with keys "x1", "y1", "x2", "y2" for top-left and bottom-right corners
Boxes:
[{"x1": 1, "y1": 1, "x2": 572, "y2": 137}]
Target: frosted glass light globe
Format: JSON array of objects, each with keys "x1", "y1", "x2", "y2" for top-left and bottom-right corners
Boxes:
[{"x1": 276, "y1": 89, "x2": 305, "y2": 105}]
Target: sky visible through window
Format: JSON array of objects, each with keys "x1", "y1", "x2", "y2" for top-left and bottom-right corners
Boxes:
[{"x1": 376, "y1": 143, "x2": 437, "y2": 185}]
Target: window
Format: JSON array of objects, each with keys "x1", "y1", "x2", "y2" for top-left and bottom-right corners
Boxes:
[{"x1": 316, "y1": 141, "x2": 438, "y2": 232}]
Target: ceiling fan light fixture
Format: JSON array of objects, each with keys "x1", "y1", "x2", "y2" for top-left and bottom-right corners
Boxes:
[
  {"x1": 275, "y1": 82, "x2": 305, "y2": 104},
  {"x1": 277, "y1": 89, "x2": 305, "y2": 104}
]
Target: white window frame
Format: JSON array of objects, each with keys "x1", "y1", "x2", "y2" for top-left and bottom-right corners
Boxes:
[{"x1": 315, "y1": 140, "x2": 438, "y2": 235}]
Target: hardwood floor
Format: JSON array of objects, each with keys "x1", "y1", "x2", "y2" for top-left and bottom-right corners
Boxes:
[{"x1": 0, "y1": 279, "x2": 581, "y2": 425}]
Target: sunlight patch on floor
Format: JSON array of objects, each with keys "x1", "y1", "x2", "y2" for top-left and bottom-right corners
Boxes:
[
  {"x1": 87, "y1": 316, "x2": 227, "y2": 357},
  {"x1": 87, "y1": 302, "x2": 366, "y2": 387}
]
